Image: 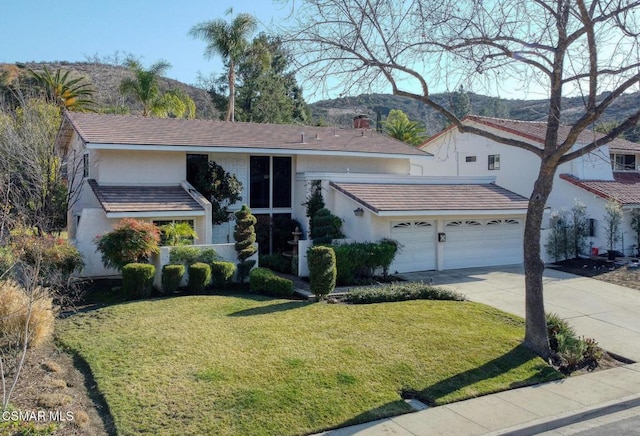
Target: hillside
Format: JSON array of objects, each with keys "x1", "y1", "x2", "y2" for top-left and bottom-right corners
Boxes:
[
  {"x1": 1, "y1": 61, "x2": 219, "y2": 119},
  {"x1": 310, "y1": 91, "x2": 640, "y2": 134}
]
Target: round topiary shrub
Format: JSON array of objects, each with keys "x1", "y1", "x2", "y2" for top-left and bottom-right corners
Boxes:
[
  {"x1": 161, "y1": 264, "x2": 185, "y2": 294},
  {"x1": 188, "y1": 262, "x2": 211, "y2": 292},
  {"x1": 210, "y1": 261, "x2": 236, "y2": 288},
  {"x1": 122, "y1": 263, "x2": 156, "y2": 299},
  {"x1": 307, "y1": 246, "x2": 336, "y2": 299}
]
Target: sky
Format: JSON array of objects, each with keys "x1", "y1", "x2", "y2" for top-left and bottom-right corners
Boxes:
[{"x1": 0, "y1": 0, "x2": 293, "y2": 86}]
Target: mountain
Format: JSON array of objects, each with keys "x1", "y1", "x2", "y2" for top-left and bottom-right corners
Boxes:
[
  {"x1": 1, "y1": 61, "x2": 220, "y2": 119},
  {"x1": 309, "y1": 91, "x2": 640, "y2": 135}
]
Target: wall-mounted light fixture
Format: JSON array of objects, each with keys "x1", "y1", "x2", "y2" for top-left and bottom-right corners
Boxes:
[
  {"x1": 438, "y1": 232, "x2": 447, "y2": 242},
  {"x1": 353, "y1": 207, "x2": 364, "y2": 217}
]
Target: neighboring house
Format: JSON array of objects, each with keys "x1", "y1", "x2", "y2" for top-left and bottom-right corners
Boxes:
[
  {"x1": 56, "y1": 112, "x2": 530, "y2": 277},
  {"x1": 419, "y1": 116, "x2": 640, "y2": 259}
]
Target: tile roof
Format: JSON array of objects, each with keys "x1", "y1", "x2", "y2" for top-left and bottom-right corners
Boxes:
[
  {"x1": 423, "y1": 115, "x2": 640, "y2": 153},
  {"x1": 61, "y1": 112, "x2": 428, "y2": 157},
  {"x1": 330, "y1": 182, "x2": 529, "y2": 213},
  {"x1": 559, "y1": 173, "x2": 640, "y2": 205},
  {"x1": 88, "y1": 180, "x2": 204, "y2": 214}
]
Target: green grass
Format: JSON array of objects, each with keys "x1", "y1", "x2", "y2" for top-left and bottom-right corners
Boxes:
[{"x1": 57, "y1": 295, "x2": 560, "y2": 435}]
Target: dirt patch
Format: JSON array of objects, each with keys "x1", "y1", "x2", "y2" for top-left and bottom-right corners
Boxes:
[
  {"x1": 550, "y1": 257, "x2": 640, "y2": 292},
  {"x1": 2, "y1": 340, "x2": 114, "y2": 435}
]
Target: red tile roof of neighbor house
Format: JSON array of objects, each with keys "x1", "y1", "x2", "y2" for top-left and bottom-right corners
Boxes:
[
  {"x1": 559, "y1": 173, "x2": 640, "y2": 205},
  {"x1": 60, "y1": 112, "x2": 428, "y2": 157},
  {"x1": 88, "y1": 180, "x2": 203, "y2": 213},
  {"x1": 422, "y1": 115, "x2": 640, "y2": 153},
  {"x1": 330, "y1": 182, "x2": 529, "y2": 213}
]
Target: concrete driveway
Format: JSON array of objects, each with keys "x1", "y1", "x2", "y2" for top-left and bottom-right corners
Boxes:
[{"x1": 400, "y1": 265, "x2": 640, "y2": 362}]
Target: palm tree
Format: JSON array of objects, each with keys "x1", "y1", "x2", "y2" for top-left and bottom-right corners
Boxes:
[
  {"x1": 382, "y1": 109, "x2": 427, "y2": 146},
  {"x1": 28, "y1": 67, "x2": 95, "y2": 112},
  {"x1": 119, "y1": 60, "x2": 170, "y2": 117},
  {"x1": 189, "y1": 11, "x2": 257, "y2": 122}
]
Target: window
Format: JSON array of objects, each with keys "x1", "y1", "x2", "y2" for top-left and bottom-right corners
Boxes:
[
  {"x1": 82, "y1": 153, "x2": 89, "y2": 178},
  {"x1": 186, "y1": 154, "x2": 208, "y2": 186},
  {"x1": 612, "y1": 154, "x2": 636, "y2": 171},
  {"x1": 153, "y1": 219, "x2": 195, "y2": 245},
  {"x1": 249, "y1": 156, "x2": 292, "y2": 209},
  {"x1": 465, "y1": 155, "x2": 477, "y2": 163},
  {"x1": 488, "y1": 154, "x2": 500, "y2": 170}
]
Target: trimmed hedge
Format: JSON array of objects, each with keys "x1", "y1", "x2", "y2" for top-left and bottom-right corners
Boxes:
[
  {"x1": 188, "y1": 262, "x2": 211, "y2": 292},
  {"x1": 161, "y1": 264, "x2": 185, "y2": 294},
  {"x1": 343, "y1": 282, "x2": 466, "y2": 304},
  {"x1": 332, "y1": 240, "x2": 400, "y2": 285},
  {"x1": 122, "y1": 263, "x2": 156, "y2": 299},
  {"x1": 210, "y1": 261, "x2": 236, "y2": 288},
  {"x1": 259, "y1": 254, "x2": 292, "y2": 274},
  {"x1": 249, "y1": 267, "x2": 294, "y2": 298},
  {"x1": 308, "y1": 246, "x2": 336, "y2": 299}
]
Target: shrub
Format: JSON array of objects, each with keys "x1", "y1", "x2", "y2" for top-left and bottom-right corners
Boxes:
[
  {"x1": 259, "y1": 254, "x2": 292, "y2": 274},
  {"x1": 95, "y1": 218, "x2": 160, "y2": 270},
  {"x1": 161, "y1": 264, "x2": 185, "y2": 294},
  {"x1": 249, "y1": 267, "x2": 294, "y2": 298},
  {"x1": 237, "y1": 259, "x2": 256, "y2": 284},
  {"x1": 122, "y1": 263, "x2": 156, "y2": 299},
  {"x1": 308, "y1": 246, "x2": 336, "y2": 299},
  {"x1": 343, "y1": 282, "x2": 467, "y2": 304},
  {"x1": 210, "y1": 261, "x2": 236, "y2": 288},
  {"x1": 10, "y1": 231, "x2": 84, "y2": 279},
  {"x1": 159, "y1": 222, "x2": 197, "y2": 246},
  {"x1": 331, "y1": 240, "x2": 400, "y2": 285},
  {"x1": 188, "y1": 262, "x2": 211, "y2": 292},
  {"x1": 169, "y1": 246, "x2": 219, "y2": 265},
  {"x1": 234, "y1": 205, "x2": 257, "y2": 262},
  {"x1": 0, "y1": 280, "x2": 54, "y2": 348},
  {"x1": 311, "y1": 208, "x2": 343, "y2": 244},
  {"x1": 0, "y1": 246, "x2": 15, "y2": 278},
  {"x1": 546, "y1": 312, "x2": 604, "y2": 371}
]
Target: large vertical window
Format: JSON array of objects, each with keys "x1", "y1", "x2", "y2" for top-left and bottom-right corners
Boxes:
[
  {"x1": 186, "y1": 154, "x2": 208, "y2": 187},
  {"x1": 250, "y1": 156, "x2": 292, "y2": 209}
]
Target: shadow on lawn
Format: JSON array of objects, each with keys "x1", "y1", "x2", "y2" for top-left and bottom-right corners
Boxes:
[
  {"x1": 403, "y1": 345, "x2": 560, "y2": 406},
  {"x1": 228, "y1": 300, "x2": 310, "y2": 317}
]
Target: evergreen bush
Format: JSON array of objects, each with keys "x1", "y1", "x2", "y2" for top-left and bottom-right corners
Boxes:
[
  {"x1": 234, "y1": 205, "x2": 257, "y2": 282},
  {"x1": 188, "y1": 262, "x2": 211, "y2": 292},
  {"x1": 307, "y1": 246, "x2": 336, "y2": 299},
  {"x1": 249, "y1": 267, "x2": 294, "y2": 297},
  {"x1": 311, "y1": 208, "x2": 342, "y2": 245},
  {"x1": 343, "y1": 282, "x2": 466, "y2": 304},
  {"x1": 210, "y1": 261, "x2": 236, "y2": 288},
  {"x1": 122, "y1": 263, "x2": 156, "y2": 299},
  {"x1": 161, "y1": 264, "x2": 185, "y2": 294}
]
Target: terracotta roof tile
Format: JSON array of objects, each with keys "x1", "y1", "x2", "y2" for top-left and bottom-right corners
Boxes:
[
  {"x1": 559, "y1": 173, "x2": 640, "y2": 205},
  {"x1": 330, "y1": 182, "x2": 529, "y2": 213},
  {"x1": 88, "y1": 180, "x2": 203, "y2": 213},
  {"x1": 63, "y1": 112, "x2": 428, "y2": 157}
]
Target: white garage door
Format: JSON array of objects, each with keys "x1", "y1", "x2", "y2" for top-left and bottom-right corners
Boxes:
[
  {"x1": 390, "y1": 221, "x2": 436, "y2": 273},
  {"x1": 443, "y1": 219, "x2": 523, "y2": 270}
]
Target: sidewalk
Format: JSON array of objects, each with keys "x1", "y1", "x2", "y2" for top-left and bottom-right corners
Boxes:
[
  {"x1": 318, "y1": 363, "x2": 640, "y2": 435},
  {"x1": 316, "y1": 266, "x2": 640, "y2": 435}
]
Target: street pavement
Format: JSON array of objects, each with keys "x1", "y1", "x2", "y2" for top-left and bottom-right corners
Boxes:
[{"x1": 315, "y1": 265, "x2": 640, "y2": 435}]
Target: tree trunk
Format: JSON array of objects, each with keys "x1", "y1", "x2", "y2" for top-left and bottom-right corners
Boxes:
[
  {"x1": 227, "y1": 61, "x2": 235, "y2": 122},
  {"x1": 522, "y1": 163, "x2": 556, "y2": 359}
]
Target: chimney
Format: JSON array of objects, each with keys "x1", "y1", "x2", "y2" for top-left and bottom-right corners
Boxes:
[{"x1": 353, "y1": 115, "x2": 370, "y2": 129}]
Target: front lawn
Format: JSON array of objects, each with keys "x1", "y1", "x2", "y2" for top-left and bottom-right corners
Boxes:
[{"x1": 57, "y1": 295, "x2": 560, "y2": 435}]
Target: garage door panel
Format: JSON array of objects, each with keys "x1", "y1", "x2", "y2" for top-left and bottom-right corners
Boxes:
[
  {"x1": 444, "y1": 219, "x2": 523, "y2": 270},
  {"x1": 390, "y1": 221, "x2": 436, "y2": 273}
]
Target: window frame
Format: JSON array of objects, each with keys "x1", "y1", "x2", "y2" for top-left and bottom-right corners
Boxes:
[
  {"x1": 488, "y1": 154, "x2": 500, "y2": 170},
  {"x1": 612, "y1": 153, "x2": 636, "y2": 171},
  {"x1": 249, "y1": 155, "x2": 293, "y2": 210}
]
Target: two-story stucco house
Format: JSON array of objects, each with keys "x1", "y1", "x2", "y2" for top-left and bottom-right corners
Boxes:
[
  {"x1": 420, "y1": 116, "x2": 640, "y2": 259},
  {"x1": 57, "y1": 112, "x2": 531, "y2": 277}
]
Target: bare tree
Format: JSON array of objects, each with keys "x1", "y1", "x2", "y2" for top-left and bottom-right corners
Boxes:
[{"x1": 283, "y1": 0, "x2": 640, "y2": 358}]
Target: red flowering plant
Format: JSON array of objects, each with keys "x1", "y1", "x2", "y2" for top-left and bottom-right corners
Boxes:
[{"x1": 95, "y1": 218, "x2": 161, "y2": 271}]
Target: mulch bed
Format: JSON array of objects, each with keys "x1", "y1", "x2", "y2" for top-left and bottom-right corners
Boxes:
[{"x1": 549, "y1": 256, "x2": 640, "y2": 292}]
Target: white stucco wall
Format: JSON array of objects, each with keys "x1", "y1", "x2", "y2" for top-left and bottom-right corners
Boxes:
[
  {"x1": 421, "y1": 130, "x2": 615, "y2": 200},
  {"x1": 296, "y1": 155, "x2": 410, "y2": 175},
  {"x1": 95, "y1": 150, "x2": 186, "y2": 185}
]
